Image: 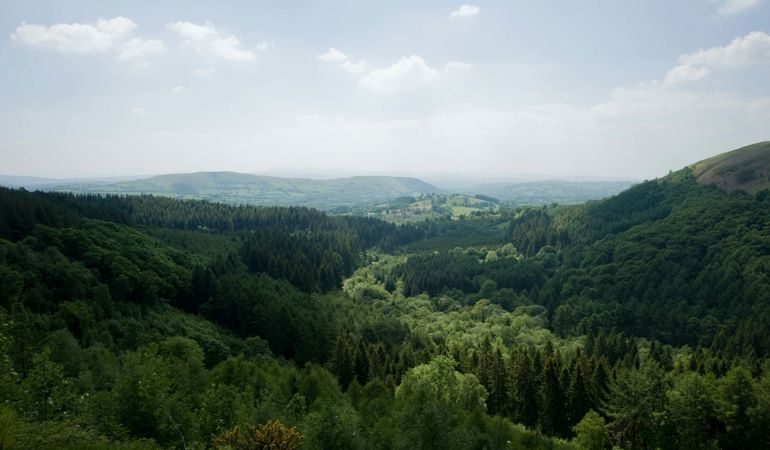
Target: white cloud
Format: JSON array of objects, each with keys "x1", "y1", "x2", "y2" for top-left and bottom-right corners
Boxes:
[
  {"x1": 6, "y1": 23, "x2": 770, "y2": 180},
  {"x1": 167, "y1": 21, "x2": 255, "y2": 61},
  {"x1": 663, "y1": 64, "x2": 711, "y2": 86},
  {"x1": 444, "y1": 61, "x2": 472, "y2": 72},
  {"x1": 95, "y1": 17, "x2": 137, "y2": 39},
  {"x1": 167, "y1": 21, "x2": 215, "y2": 41},
  {"x1": 266, "y1": 85, "x2": 770, "y2": 177},
  {"x1": 118, "y1": 38, "x2": 165, "y2": 60},
  {"x1": 317, "y1": 47, "x2": 347, "y2": 62},
  {"x1": 208, "y1": 35, "x2": 255, "y2": 61},
  {"x1": 716, "y1": 0, "x2": 760, "y2": 15},
  {"x1": 450, "y1": 4, "x2": 480, "y2": 18},
  {"x1": 11, "y1": 16, "x2": 136, "y2": 53},
  {"x1": 171, "y1": 86, "x2": 188, "y2": 94},
  {"x1": 318, "y1": 47, "x2": 367, "y2": 74},
  {"x1": 359, "y1": 55, "x2": 440, "y2": 93},
  {"x1": 249, "y1": 77, "x2": 766, "y2": 177},
  {"x1": 12, "y1": 84, "x2": 768, "y2": 178},
  {"x1": 679, "y1": 31, "x2": 770, "y2": 68},
  {"x1": 130, "y1": 106, "x2": 148, "y2": 117},
  {"x1": 255, "y1": 40, "x2": 272, "y2": 51},
  {"x1": 192, "y1": 67, "x2": 216, "y2": 76},
  {"x1": 319, "y1": 48, "x2": 462, "y2": 93},
  {"x1": 284, "y1": 31, "x2": 770, "y2": 175},
  {"x1": 339, "y1": 59, "x2": 367, "y2": 74}
]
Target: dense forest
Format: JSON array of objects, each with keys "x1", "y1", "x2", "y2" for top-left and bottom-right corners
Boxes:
[{"x1": 1, "y1": 154, "x2": 770, "y2": 449}]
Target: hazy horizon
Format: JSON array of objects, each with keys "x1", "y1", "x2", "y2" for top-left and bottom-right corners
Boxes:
[
  {"x1": 1, "y1": 1, "x2": 769, "y2": 179},
  {"x1": 0, "y1": 168, "x2": 639, "y2": 189}
]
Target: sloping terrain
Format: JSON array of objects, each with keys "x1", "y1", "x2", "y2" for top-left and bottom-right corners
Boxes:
[
  {"x1": 469, "y1": 180, "x2": 634, "y2": 206},
  {"x1": 54, "y1": 171, "x2": 441, "y2": 210},
  {"x1": 506, "y1": 142, "x2": 770, "y2": 346},
  {"x1": 691, "y1": 141, "x2": 770, "y2": 193},
  {"x1": 2, "y1": 142, "x2": 770, "y2": 449}
]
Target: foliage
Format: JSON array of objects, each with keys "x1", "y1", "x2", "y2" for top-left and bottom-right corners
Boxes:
[
  {"x1": 213, "y1": 420, "x2": 303, "y2": 450},
  {"x1": 2, "y1": 162, "x2": 770, "y2": 450},
  {"x1": 572, "y1": 410, "x2": 610, "y2": 450}
]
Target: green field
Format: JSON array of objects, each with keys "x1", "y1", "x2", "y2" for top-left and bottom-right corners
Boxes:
[
  {"x1": 53, "y1": 172, "x2": 442, "y2": 211},
  {"x1": 354, "y1": 193, "x2": 499, "y2": 223}
]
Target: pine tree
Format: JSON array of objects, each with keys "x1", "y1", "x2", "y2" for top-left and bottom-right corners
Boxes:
[
  {"x1": 585, "y1": 329, "x2": 596, "y2": 358},
  {"x1": 353, "y1": 340, "x2": 370, "y2": 386},
  {"x1": 540, "y1": 356, "x2": 566, "y2": 436},
  {"x1": 477, "y1": 336, "x2": 494, "y2": 388},
  {"x1": 593, "y1": 330, "x2": 608, "y2": 360},
  {"x1": 508, "y1": 350, "x2": 539, "y2": 427},
  {"x1": 368, "y1": 343, "x2": 387, "y2": 381},
  {"x1": 621, "y1": 340, "x2": 640, "y2": 369},
  {"x1": 568, "y1": 357, "x2": 591, "y2": 426},
  {"x1": 602, "y1": 360, "x2": 665, "y2": 450},
  {"x1": 332, "y1": 331, "x2": 355, "y2": 390},
  {"x1": 397, "y1": 341, "x2": 417, "y2": 381},
  {"x1": 487, "y1": 348, "x2": 507, "y2": 415},
  {"x1": 592, "y1": 356, "x2": 611, "y2": 408}
]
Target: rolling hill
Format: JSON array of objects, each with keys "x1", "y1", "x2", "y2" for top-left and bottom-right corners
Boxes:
[
  {"x1": 54, "y1": 172, "x2": 442, "y2": 211},
  {"x1": 691, "y1": 141, "x2": 770, "y2": 193},
  {"x1": 2, "y1": 142, "x2": 770, "y2": 448},
  {"x1": 354, "y1": 193, "x2": 500, "y2": 223},
  {"x1": 0, "y1": 175, "x2": 143, "y2": 189},
  {"x1": 52, "y1": 171, "x2": 634, "y2": 212},
  {"x1": 467, "y1": 180, "x2": 634, "y2": 206},
  {"x1": 506, "y1": 141, "x2": 770, "y2": 344}
]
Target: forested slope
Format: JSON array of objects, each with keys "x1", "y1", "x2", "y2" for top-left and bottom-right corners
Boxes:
[
  {"x1": 1, "y1": 144, "x2": 770, "y2": 450},
  {"x1": 0, "y1": 188, "x2": 573, "y2": 449},
  {"x1": 506, "y1": 166, "x2": 770, "y2": 350}
]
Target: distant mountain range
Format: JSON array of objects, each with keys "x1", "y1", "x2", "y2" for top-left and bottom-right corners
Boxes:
[
  {"x1": 1, "y1": 171, "x2": 639, "y2": 211},
  {"x1": 50, "y1": 172, "x2": 441, "y2": 211},
  {"x1": 8, "y1": 144, "x2": 768, "y2": 213},
  {"x1": 0, "y1": 175, "x2": 142, "y2": 188}
]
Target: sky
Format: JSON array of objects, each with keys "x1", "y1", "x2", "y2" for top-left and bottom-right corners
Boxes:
[{"x1": 0, "y1": 0, "x2": 769, "y2": 179}]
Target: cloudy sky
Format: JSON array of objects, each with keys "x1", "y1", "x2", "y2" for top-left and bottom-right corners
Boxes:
[{"x1": 1, "y1": 0, "x2": 769, "y2": 179}]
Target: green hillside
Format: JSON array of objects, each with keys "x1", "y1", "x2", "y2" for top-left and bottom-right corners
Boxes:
[
  {"x1": 52, "y1": 173, "x2": 635, "y2": 213},
  {"x1": 355, "y1": 193, "x2": 500, "y2": 223},
  {"x1": 470, "y1": 180, "x2": 634, "y2": 206},
  {"x1": 55, "y1": 172, "x2": 441, "y2": 211},
  {"x1": 1, "y1": 142, "x2": 770, "y2": 449},
  {"x1": 691, "y1": 141, "x2": 770, "y2": 193},
  {"x1": 506, "y1": 142, "x2": 770, "y2": 344}
]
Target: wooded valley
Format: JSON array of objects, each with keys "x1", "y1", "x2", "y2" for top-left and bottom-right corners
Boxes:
[{"x1": 1, "y1": 144, "x2": 770, "y2": 449}]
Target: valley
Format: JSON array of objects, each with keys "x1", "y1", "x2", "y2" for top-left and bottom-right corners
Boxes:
[
  {"x1": 0, "y1": 142, "x2": 769, "y2": 449},
  {"x1": 42, "y1": 172, "x2": 633, "y2": 219},
  {"x1": 3, "y1": 1, "x2": 769, "y2": 447}
]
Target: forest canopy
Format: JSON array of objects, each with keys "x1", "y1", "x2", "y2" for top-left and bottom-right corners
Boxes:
[{"x1": 1, "y1": 161, "x2": 770, "y2": 449}]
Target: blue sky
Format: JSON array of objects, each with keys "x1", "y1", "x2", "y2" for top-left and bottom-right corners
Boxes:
[{"x1": 1, "y1": 0, "x2": 769, "y2": 178}]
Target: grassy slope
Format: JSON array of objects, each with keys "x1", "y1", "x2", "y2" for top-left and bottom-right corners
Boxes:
[
  {"x1": 691, "y1": 141, "x2": 770, "y2": 193},
  {"x1": 471, "y1": 180, "x2": 634, "y2": 206},
  {"x1": 356, "y1": 193, "x2": 500, "y2": 223}
]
